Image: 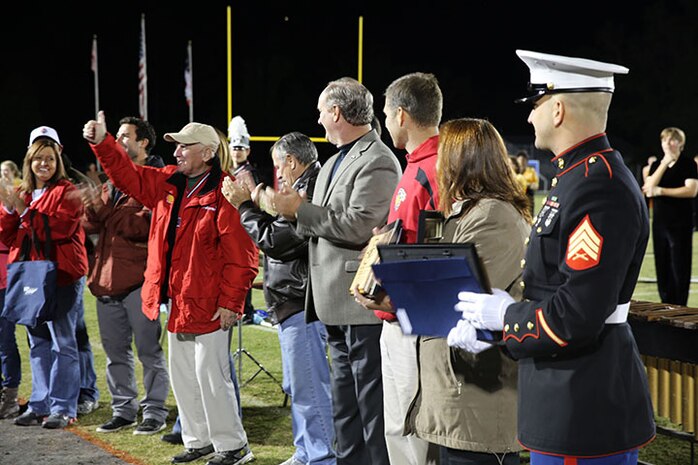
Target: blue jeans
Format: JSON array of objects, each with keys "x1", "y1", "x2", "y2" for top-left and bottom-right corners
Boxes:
[
  {"x1": 279, "y1": 312, "x2": 335, "y2": 465},
  {"x1": 530, "y1": 450, "x2": 639, "y2": 464},
  {"x1": 0, "y1": 290, "x2": 21, "y2": 389},
  {"x1": 75, "y1": 277, "x2": 99, "y2": 403},
  {"x1": 26, "y1": 280, "x2": 82, "y2": 417}
]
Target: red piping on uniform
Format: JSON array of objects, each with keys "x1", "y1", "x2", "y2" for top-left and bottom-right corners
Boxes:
[
  {"x1": 536, "y1": 308, "x2": 568, "y2": 346},
  {"x1": 503, "y1": 309, "x2": 551, "y2": 343},
  {"x1": 503, "y1": 311, "x2": 539, "y2": 343},
  {"x1": 520, "y1": 434, "x2": 656, "y2": 460},
  {"x1": 596, "y1": 153, "x2": 612, "y2": 178},
  {"x1": 501, "y1": 308, "x2": 567, "y2": 346},
  {"x1": 556, "y1": 149, "x2": 613, "y2": 178},
  {"x1": 557, "y1": 158, "x2": 589, "y2": 177},
  {"x1": 551, "y1": 133, "x2": 606, "y2": 162}
]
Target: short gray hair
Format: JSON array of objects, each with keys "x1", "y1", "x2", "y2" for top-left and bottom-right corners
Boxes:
[
  {"x1": 385, "y1": 72, "x2": 443, "y2": 127},
  {"x1": 321, "y1": 77, "x2": 374, "y2": 126},
  {"x1": 271, "y1": 132, "x2": 318, "y2": 165}
]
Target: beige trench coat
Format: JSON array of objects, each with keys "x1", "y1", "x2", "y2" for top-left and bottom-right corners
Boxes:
[{"x1": 405, "y1": 198, "x2": 531, "y2": 453}]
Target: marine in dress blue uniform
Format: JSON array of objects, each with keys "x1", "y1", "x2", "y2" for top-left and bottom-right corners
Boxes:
[
  {"x1": 508, "y1": 132, "x2": 655, "y2": 458},
  {"x1": 449, "y1": 50, "x2": 656, "y2": 464}
]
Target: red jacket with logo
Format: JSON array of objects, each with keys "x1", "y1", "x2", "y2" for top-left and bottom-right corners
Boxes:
[
  {"x1": 375, "y1": 135, "x2": 440, "y2": 321},
  {"x1": 90, "y1": 134, "x2": 258, "y2": 334},
  {"x1": 0, "y1": 180, "x2": 88, "y2": 286},
  {"x1": 82, "y1": 182, "x2": 152, "y2": 297}
]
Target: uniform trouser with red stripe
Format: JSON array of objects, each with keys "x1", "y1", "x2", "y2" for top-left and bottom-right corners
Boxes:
[{"x1": 530, "y1": 450, "x2": 638, "y2": 465}]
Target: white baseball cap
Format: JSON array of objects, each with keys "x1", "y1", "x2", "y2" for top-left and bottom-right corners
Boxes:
[
  {"x1": 515, "y1": 50, "x2": 629, "y2": 103},
  {"x1": 28, "y1": 126, "x2": 61, "y2": 147}
]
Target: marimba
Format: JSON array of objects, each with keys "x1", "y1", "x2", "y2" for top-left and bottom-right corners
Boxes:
[{"x1": 629, "y1": 300, "x2": 698, "y2": 442}]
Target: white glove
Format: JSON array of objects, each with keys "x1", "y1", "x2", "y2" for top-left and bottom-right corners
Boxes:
[
  {"x1": 454, "y1": 288, "x2": 513, "y2": 331},
  {"x1": 447, "y1": 319, "x2": 492, "y2": 354}
]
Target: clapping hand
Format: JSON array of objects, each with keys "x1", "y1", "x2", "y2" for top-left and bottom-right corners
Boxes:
[
  {"x1": 76, "y1": 182, "x2": 105, "y2": 212},
  {"x1": 222, "y1": 177, "x2": 252, "y2": 208},
  {"x1": 234, "y1": 169, "x2": 257, "y2": 193},
  {"x1": 0, "y1": 179, "x2": 24, "y2": 213},
  {"x1": 255, "y1": 186, "x2": 278, "y2": 216},
  {"x1": 269, "y1": 184, "x2": 304, "y2": 220}
]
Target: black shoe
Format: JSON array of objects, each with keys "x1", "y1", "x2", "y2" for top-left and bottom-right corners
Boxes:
[
  {"x1": 96, "y1": 416, "x2": 136, "y2": 433},
  {"x1": 162, "y1": 431, "x2": 184, "y2": 445},
  {"x1": 42, "y1": 413, "x2": 74, "y2": 429},
  {"x1": 77, "y1": 399, "x2": 99, "y2": 415},
  {"x1": 172, "y1": 444, "x2": 215, "y2": 463},
  {"x1": 205, "y1": 445, "x2": 254, "y2": 465},
  {"x1": 14, "y1": 410, "x2": 46, "y2": 426},
  {"x1": 134, "y1": 418, "x2": 166, "y2": 435}
]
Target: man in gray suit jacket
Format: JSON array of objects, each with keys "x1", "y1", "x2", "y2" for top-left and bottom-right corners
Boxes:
[{"x1": 274, "y1": 77, "x2": 401, "y2": 464}]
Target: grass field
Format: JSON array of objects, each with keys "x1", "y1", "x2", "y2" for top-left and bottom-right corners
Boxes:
[{"x1": 10, "y1": 194, "x2": 698, "y2": 465}]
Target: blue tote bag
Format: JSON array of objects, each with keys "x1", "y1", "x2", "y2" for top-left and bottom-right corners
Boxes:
[{"x1": 1, "y1": 211, "x2": 57, "y2": 327}]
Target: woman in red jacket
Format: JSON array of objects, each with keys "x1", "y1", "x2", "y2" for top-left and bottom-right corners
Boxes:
[
  {"x1": 0, "y1": 159, "x2": 22, "y2": 419},
  {"x1": 0, "y1": 136, "x2": 88, "y2": 429}
]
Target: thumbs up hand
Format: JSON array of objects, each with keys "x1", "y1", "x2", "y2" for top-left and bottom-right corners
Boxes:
[{"x1": 83, "y1": 110, "x2": 107, "y2": 144}]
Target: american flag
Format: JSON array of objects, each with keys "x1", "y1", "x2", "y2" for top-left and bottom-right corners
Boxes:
[
  {"x1": 138, "y1": 14, "x2": 148, "y2": 120},
  {"x1": 91, "y1": 34, "x2": 100, "y2": 119},
  {"x1": 185, "y1": 41, "x2": 193, "y2": 122},
  {"x1": 185, "y1": 42, "x2": 192, "y2": 108},
  {"x1": 91, "y1": 35, "x2": 98, "y2": 73}
]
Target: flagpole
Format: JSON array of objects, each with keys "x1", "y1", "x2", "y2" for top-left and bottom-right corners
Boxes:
[
  {"x1": 187, "y1": 41, "x2": 194, "y2": 122},
  {"x1": 358, "y1": 16, "x2": 363, "y2": 83},
  {"x1": 139, "y1": 13, "x2": 148, "y2": 120},
  {"x1": 227, "y1": 6, "x2": 232, "y2": 124},
  {"x1": 91, "y1": 35, "x2": 101, "y2": 170}
]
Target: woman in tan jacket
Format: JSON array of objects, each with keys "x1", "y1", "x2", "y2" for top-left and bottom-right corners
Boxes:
[{"x1": 404, "y1": 118, "x2": 532, "y2": 465}]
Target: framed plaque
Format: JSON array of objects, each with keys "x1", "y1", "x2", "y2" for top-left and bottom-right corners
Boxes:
[{"x1": 349, "y1": 219, "x2": 403, "y2": 298}]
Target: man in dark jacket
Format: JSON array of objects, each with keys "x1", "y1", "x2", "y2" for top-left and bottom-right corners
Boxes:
[
  {"x1": 82, "y1": 116, "x2": 169, "y2": 435},
  {"x1": 222, "y1": 132, "x2": 335, "y2": 465}
]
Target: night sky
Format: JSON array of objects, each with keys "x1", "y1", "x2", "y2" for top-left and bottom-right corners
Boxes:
[{"x1": 3, "y1": 1, "x2": 698, "y2": 185}]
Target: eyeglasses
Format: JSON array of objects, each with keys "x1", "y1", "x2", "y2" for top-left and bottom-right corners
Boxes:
[{"x1": 231, "y1": 146, "x2": 248, "y2": 151}]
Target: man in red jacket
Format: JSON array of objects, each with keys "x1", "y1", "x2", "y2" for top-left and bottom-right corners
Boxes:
[{"x1": 84, "y1": 112, "x2": 258, "y2": 465}]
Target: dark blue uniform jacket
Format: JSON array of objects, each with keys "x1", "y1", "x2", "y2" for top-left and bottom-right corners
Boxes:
[{"x1": 503, "y1": 133, "x2": 656, "y2": 456}]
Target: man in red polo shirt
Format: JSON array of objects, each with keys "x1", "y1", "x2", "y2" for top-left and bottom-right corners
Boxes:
[{"x1": 354, "y1": 72, "x2": 442, "y2": 465}]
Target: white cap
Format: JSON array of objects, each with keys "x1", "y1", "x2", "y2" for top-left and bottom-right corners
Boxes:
[
  {"x1": 228, "y1": 116, "x2": 250, "y2": 148},
  {"x1": 515, "y1": 50, "x2": 629, "y2": 103},
  {"x1": 28, "y1": 126, "x2": 61, "y2": 147},
  {"x1": 164, "y1": 122, "x2": 220, "y2": 151}
]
